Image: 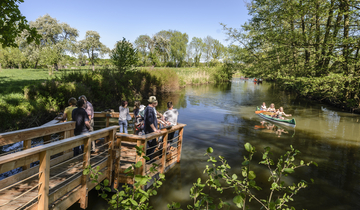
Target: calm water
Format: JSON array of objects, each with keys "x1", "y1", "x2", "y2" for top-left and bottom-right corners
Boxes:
[{"x1": 71, "y1": 79, "x2": 360, "y2": 210}]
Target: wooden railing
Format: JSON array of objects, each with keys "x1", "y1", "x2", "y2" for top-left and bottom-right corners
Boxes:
[
  {"x1": 94, "y1": 112, "x2": 134, "y2": 129},
  {"x1": 0, "y1": 110, "x2": 186, "y2": 209},
  {"x1": 114, "y1": 123, "x2": 186, "y2": 189},
  {"x1": 0, "y1": 125, "x2": 118, "y2": 210},
  {"x1": 0, "y1": 122, "x2": 75, "y2": 189}
]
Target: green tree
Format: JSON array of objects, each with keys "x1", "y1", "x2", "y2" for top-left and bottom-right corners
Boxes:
[
  {"x1": 79, "y1": 30, "x2": 109, "y2": 71},
  {"x1": 29, "y1": 14, "x2": 78, "y2": 71},
  {"x1": 189, "y1": 37, "x2": 205, "y2": 67},
  {"x1": 111, "y1": 37, "x2": 139, "y2": 73},
  {"x1": 0, "y1": 0, "x2": 40, "y2": 48},
  {"x1": 211, "y1": 39, "x2": 224, "y2": 60},
  {"x1": 169, "y1": 30, "x2": 188, "y2": 67},
  {"x1": 203, "y1": 36, "x2": 214, "y2": 66}
]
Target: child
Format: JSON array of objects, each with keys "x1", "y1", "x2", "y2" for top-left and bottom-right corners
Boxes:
[
  {"x1": 261, "y1": 102, "x2": 266, "y2": 110},
  {"x1": 276, "y1": 107, "x2": 292, "y2": 119},
  {"x1": 267, "y1": 103, "x2": 276, "y2": 112}
]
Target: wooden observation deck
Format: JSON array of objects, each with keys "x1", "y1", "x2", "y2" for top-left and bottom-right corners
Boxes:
[{"x1": 0, "y1": 112, "x2": 186, "y2": 210}]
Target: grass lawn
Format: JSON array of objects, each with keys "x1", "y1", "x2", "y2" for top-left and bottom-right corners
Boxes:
[{"x1": 0, "y1": 68, "x2": 90, "y2": 94}]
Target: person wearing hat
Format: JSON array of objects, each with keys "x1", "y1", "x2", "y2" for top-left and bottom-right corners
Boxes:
[{"x1": 144, "y1": 96, "x2": 161, "y2": 160}]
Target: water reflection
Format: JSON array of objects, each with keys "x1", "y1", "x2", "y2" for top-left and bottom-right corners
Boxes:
[{"x1": 67, "y1": 79, "x2": 360, "y2": 209}]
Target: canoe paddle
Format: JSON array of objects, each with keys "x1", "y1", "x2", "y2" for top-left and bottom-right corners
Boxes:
[{"x1": 255, "y1": 110, "x2": 275, "y2": 115}]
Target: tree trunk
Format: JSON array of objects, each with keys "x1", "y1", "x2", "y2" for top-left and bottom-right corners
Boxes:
[
  {"x1": 35, "y1": 61, "x2": 38, "y2": 69},
  {"x1": 54, "y1": 63, "x2": 59, "y2": 71},
  {"x1": 318, "y1": 0, "x2": 335, "y2": 75},
  {"x1": 342, "y1": 0, "x2": 350, "y2": 74},
  {"x1": 324, "y1": 9, "x2": 343, "y2": 71},
  {"x1": 0, "y1": 63, "x2": 2, "y2": 71}
]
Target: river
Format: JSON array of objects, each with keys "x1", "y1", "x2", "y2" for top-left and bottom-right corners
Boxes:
[{"x1": 70, "y1": 78, "x2": 360, "y2": 210}]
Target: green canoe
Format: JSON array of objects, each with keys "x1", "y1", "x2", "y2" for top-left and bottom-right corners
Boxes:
[{"x1": 256, "y1": 107, "x2": 296, "y2": 127}]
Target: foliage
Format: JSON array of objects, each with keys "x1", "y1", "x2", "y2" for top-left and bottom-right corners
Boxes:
[
  {"x1": 83, "y1": 145, "x2": 165, "y2": 210},
  {"x1": 169, "y1": 143, "x2": 317, "y2": 210},
  {"x1": 29, "y1": 14, "x2": 79, "y2": 70},
  {"x1": 111, "y1": 37, "x2": 139, "y2": 73},
  {"x1": 79, "y1": 30, "x2": 109, "y2": 69},
  {"x1": 189, "y1": 37, "x2": 205, "y2": 67},
  {"x1": 222, "y1": 0, "x2": 360, "y2": 107},
  {"x1": 0, "y1": 0, "x2": 40, "y2": 48}
]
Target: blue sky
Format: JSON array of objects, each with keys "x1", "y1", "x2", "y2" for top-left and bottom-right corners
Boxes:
[{"x1": 19, "y1": 0, "x2": 250, "y2": 50}]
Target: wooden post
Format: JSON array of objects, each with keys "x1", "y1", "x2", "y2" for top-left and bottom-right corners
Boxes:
[
  {"x1": 106, "y1": 116, "x2": 110, "y2": 128},
  {"x1": 107, "y1": 129, "x2": 115, "y2": 185},
  {"x1": 22, "y1": 139, "x2": 32, "y2": 170},
  {"x1": 135, "y1": 139, "x2": 143, "y2": 176},
  {"x1": 177, "y1": 128, "x2": 184, "y2": 163},
  {"x1": 64, "y1": 130, "x2": 74, "y2": 157},
  {"x1": 80, "y1": 138, "x2": 91, "y2": 209},
  {"x1": 160, "y1": 133, "x2": 168, "y2": 173},
  {"x1": 113, "y1": 136, "x2": 122, "y2": 189},
  {"x1": 142, "y1": 140, "x2": 146, "y2": 176},
  {"x1": 38, "y1": 150, "x2": 50, "y2": 210}
]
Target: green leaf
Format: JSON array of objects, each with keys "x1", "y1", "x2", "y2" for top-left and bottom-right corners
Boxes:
[
  {"x1": 242, "y1": 160, "x2": 249, "y2": 166},
  {"x1": 140, "y1": 195, "x2": 147, "y2": 203},
  {"x1": 152, "y1": 190, "x2": 157, "y2": 195},
  {"x1": 207, "y1": 147, "x2": 213, "y2": 153},
  {"x1": 135, "y1": 161, "x2": 143, "y2": 168},
  {"x1": 244, "y1": 143, "x2": 253, "y2": 152},
  {"x1": 129, "y1": 198, "x2": 138, "y2": 206},
  {"x1": 248, "y1": 171, "x2": 256, "y2": 180},
  {"x1": 124, "y1": 166, "x2": 132, "y2": 173},
  {"x1": 95, "y1": 185, "x2": 101, "y2": 190},
  {"x1": 233, "y1": 195, "x2": 243, "y2": 208},
  {"x1": 105, "y1": 187, "x2": 111, "y2": 192},
  {"x1": 232, "y1": 174, "x2": 238, "y2": 180},
  {"x1": 271, "y1": 182, "x2": 278, "y2": 189},
  {"x1": 103, "y1": 179, "x2": 109, "y2": 186},
  {"x1": 284, "y1": 168, "x2": 295, "y2": 174}
]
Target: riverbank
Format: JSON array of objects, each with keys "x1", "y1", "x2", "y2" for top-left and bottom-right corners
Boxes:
[
  {"x1": 275, "y1": 73, "x2": 360, "y2": 113},
  {"x1": 0, "y1": 65, "x2": 234, "y2": 132}
]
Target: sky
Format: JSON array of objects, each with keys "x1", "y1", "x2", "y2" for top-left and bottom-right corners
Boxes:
[{"x1": 19, "y1": 0, "x2": 251, "y2": 51}]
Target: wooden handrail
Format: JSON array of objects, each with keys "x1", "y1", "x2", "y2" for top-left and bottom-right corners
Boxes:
[
  {"x1": 0, "y1": 126, "x2": 118, "y2": 167},
  {"x1": 116, "y1": 123, "x2": 186, "y2": 141},
  {"x1": 0, "y1": 125, "x2": 119, "y2": 210},
  {"x1": 0, "y1": 121, "x2": 75, "y2": 147}
]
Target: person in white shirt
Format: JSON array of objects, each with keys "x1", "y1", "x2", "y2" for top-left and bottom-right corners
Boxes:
[
  {"x1": 261, "y1": 102, "x2": 267, "y2": 110},
  {"x1": 163, "y1": 101, "x2": 179, "y2": 143}
]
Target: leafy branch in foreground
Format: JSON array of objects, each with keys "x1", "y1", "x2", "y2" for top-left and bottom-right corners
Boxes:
[
  {"x1": 169, "y1": 143, "x2": 317, "y2": 210},
  {"x1": 83, "y1": 145, "x2": 164, "y2": 210}
]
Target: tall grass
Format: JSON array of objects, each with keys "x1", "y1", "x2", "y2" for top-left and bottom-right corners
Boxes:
[{"x1": 0, "y1": 66, "x2": 234, "y2": 132}]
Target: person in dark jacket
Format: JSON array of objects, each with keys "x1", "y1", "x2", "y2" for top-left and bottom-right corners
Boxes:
[
  {"x1": 144, "y1": 96, "x2": 161, "y2": 160},
  {"x1": 72, "y1": 99, "x2": 91, "y2": 156}
]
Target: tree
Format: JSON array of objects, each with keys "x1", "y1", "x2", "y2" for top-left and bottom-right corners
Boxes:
[
  {"x1": 29, "y1": 14, "x2": 78, "y2": 70},
  {"x1": 111, "y1": 37, "x2": 139, "y2": 73},
  {"x1": 0, "y1": 0, "x2": 40, "y2": 48},
  {"x1": 189, "y1": 37, "x2": 205, "y2": 67},
  {"x1": 134, "y1": 35, "x2": 151, "y2": 66},
  {"x1": 169, "y1": 30, "x2": 188, "y2": 67},
  {"x1": 203, "y1": 36, "x2": 214, "y2": 66},
  {"x1": 211, "y1": 39, "x2": 224, "y2": 60},
  {"x1": 79, "y1": 30, "x2": 109, "y2": 71}
]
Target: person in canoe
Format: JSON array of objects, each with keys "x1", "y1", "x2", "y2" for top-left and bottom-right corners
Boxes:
[
  {"x1": 276, "y1": 107, "x2": 292, "y2": 119},
  {"x1": 267, "y1": 103, "x2": 276, "y2": 112},
  {"x1": 260, "y1": 102, "x2": 267, "y2": 110}
]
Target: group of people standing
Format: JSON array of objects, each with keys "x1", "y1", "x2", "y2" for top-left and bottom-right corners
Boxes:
[
  {"x1": 57, "y1": 95, "x2": 95, "y2": 155},
  {"x1": 58, "y1": 95, "x2": 179, "y2": 159},
  {"x1": 118, "y1": 96, "x2": 179, "y2": 160}
]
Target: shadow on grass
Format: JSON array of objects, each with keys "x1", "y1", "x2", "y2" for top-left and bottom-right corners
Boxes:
[{"x1": 0, "y1": 79, "x2": 45, "y2": 94}]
